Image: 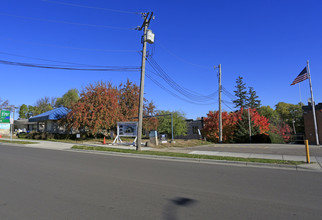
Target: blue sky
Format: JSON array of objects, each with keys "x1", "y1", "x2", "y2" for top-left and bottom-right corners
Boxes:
[{"x1": 1, "y1": 0, "x2": 321, "y2": 119}]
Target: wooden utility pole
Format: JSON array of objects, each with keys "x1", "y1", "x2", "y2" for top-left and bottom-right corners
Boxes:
[
  {"x1": 218, "y1": 64, "x2": 222, "y2": 143},
  {"x1": 136, "y1": 12, "x2": 153, "y2": 151}
]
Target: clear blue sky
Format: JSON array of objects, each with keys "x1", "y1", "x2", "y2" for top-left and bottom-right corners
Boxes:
[{"x1": 1, "y1": 0, "x2": 321, "y2": 119}]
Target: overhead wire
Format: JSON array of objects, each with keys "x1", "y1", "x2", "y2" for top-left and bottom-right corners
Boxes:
[
  {"x1": 222, "y1": 100, "x2": 235, "y2": 111},
  {"x1": 2, "y1": 37, "x2": 138, "y2": 53},
  {"x1": 146, "y1": 71, "x2": 218, "y2": 105},
  {"x1": 156, "y1": 42, "x2": 211, "y2": 70},
  {"x1": 147, "y1": 58, "x2": 216, "y2": 102},
  {"x1": 41, "y1": 0, "x2": 141, "y2": 14},
  {"x1": 0, "y1": 13, "x2": 136, "y2": 30},
  {"x1": 0, "y1": 59, "x2": 140, "y2": 71},
  {"x1": 0, "y1": 51, "x2": 133, "y2": 67},
  {"x1": 147, "y1": 56, "x2": 218, "y2": 102}
]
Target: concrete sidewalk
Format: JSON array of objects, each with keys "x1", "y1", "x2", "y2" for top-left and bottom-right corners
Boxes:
[{"x1": 1, "y1": 138, "x2": 322, "y2": 170}]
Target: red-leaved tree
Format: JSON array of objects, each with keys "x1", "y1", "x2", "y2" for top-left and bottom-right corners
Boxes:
[
  {"x1": 202, "y1": 111, "x2": 238, "y2": 143},
  {"x1": 63, "y1": 80, "x2": 158, "y2": 136},
  {"x1": 202, "y1": 108, "x2": 270, "y2": 143},
  {"x1": 65, "y1": 81, "x2": 121, "y2": 135}
]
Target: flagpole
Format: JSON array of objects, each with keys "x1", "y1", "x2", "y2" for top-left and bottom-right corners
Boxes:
[{"x1": 307, "y1": 60, "x2": 319, "y2": 145}]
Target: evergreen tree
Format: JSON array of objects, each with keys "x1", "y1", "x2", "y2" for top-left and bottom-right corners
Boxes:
[
  {"x1": 247, "y1": 87, "x2": 261, "y2": 108},
  {"x1": 233, "y1": 76, "x2": 247, "y2": 109},
  {"x1": 233, "y1": 109, "x2": 260, "y2": 143}
]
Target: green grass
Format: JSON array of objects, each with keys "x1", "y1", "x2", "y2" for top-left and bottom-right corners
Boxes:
[
  {"x1": 0, "y1": 140, "x2": 38, "y2": 144},
  {"x1": 71, "y1": 145, "x2": 304, "y2": 165}
]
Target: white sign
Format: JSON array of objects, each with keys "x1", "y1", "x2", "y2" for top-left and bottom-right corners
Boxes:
[
  {"x1": 117, "y1": 122, "x2": 138, "y2": 137},
  {"x1": 0, "y1": 124, "x2": 10, "y2": 129},
  {"x1": 76, "y1": 134, "x2": 80, "y2": 139}
]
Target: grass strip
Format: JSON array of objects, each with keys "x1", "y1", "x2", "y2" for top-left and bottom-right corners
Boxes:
[
  {"x1": 72, "y1": 145, "x2": 304, "y2": 165},
  {"x1": 0, "y1": 140, "x2": 38, "y2": 144}
]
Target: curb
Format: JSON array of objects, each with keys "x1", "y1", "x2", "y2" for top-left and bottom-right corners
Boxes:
[{"x1": 70, "y1": 148, "x2": 322, "y2": 172}]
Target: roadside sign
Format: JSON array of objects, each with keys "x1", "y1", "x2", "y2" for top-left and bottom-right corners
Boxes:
[
  {"x1": 117, "y1": 122, "x2": 138, "y2": 137},
  {"x1": 0, "y1": 110, "x2": 10, "y2": 123}
]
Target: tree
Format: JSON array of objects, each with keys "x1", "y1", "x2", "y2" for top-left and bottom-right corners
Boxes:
[
  {"x1": 143, "y1": 101, "x2": 158, "y2": 134},
  {"x1": 65, "y1": 81, "x2": 121, "y2": 135},
  {"x1": 33, "y1": 97, "x2": 54, "y2": 116},
  {"x1": 202, "y1": 111, "x2": 238, "y2": 143},
  {"x1": 257, "y1": 105, "x2": 280, "y2": 125},
  {"x1": 0, "y1": 98, "x2": 9, "y2": 110},
  {"x1": 18, "y1": 104, "x2": 28, "y2": 119},
  {"x1": 275, "y1": 102, "x2": 304, "y2": 134},
  {"x1": 233, "y1": 76, "x2": 247, "y2": 109},
  {"x1": 118, "y1": 79, "x2": 140, "y2": 120},
  {"x1": 63, "y1": 80, "x2": 158, "y2": 136},
  {"x1": 55, "y1": 89, "x2": 79, "y2": 108},
  {"x1": 247, "y1": 87, "x2": 261, "y2": 108},
  {"x1": 27, "y1": 105, "x2": 34, "y2": 118},
  {"x1": 233, "y1": 108, "x2": 269, "y2": 143},
  {"x1": 156, "y1": 110, "x2": 187, "y2": 138}
]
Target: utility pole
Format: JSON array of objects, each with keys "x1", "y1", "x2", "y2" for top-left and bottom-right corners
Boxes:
[
  {"x1": 248, "y1": 107, "x2": 252, "y2": 143},
  {"x1": 136, "y1": 12, "x2": 154, "y2": 151},
  {"x1": 218, "y1": 64, "x2": 222, "y2": 143},
  {"x1": 307, "y1": 60, "x2": 319, "y2": 145}
]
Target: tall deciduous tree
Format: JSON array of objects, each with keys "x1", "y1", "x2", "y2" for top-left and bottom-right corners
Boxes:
[
  {"x1": 65, "y1": 81, "x2": 120, "y2": 135},
  {"x1": 156, "y1": 110, "x2": 187, "y2": 138},
  {"x1": 0, "y1": 98, "x2": 9, "y2": 110},
  {"x1": 55, "y1": 89, "x2": 79, "y2": 108},
  {"x1": 275, "y1": 102, "x2": 304, "y2": 133},
  {"x1": 18, "y1": 104, "x2": 28, "y2": 119},
  {"x1": 118, "y1": 79, "x2": 140, "y2": 120},
  {"x1": 233, "y1": 76, "x2": 247, "y2": 109},
  {"x1": 33, "y1": 97, "x2": 54, "y2": 116},
  {"x1": 143, "y1": 101, "x2": 158, "y2": 134}
]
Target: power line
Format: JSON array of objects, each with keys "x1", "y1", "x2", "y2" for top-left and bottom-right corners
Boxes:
[
  {"x1": 2, "y1": 37, "x2": 138, "y2": 53},
  {"x1": 0, "y1": 59, "x2": 140, "y2": 71},
  {"x1": 41, "y1": 0, "x2": 141, "y2": 14},
  {"x1": 222, "y1": 100, "x2": 235, "y2": 111},
  {"x1": 0, "y1": 12, "x2": 135, "y2": 30},
  {"x1": 0, "y1": 51, "x2": 133, "y2": 67},
  {"x1": 156, "y1": 41, "x2": 211, "y2": 70},
  {"x1": 147, "y1": 56, "x2": 218, "y2": 101},
  {"x1": 146, "y1": 72, "x2": 217, "y2": 105}
]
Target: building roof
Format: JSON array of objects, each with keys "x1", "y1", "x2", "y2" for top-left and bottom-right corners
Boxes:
[
  {"x1": 29, "y1": 107, "x2": 70, "y2": 122},
  {"x1": 302, "y1": 103, "x2": 322, "y2": 111},
  {"x1": 15, "y1": 119, "x2": 37, "y2": 125}
]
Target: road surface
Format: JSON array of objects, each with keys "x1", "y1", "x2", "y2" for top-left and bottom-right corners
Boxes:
[{"x1": 0, "y1": 144, "x2": 322, "y2": 219}]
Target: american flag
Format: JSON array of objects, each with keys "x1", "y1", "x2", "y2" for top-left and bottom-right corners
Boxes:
[{"x1": 291, "y1": 67, "x2": 309, "y2": 86}]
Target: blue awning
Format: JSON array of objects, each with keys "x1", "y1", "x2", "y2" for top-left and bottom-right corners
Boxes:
[{"x1": 29, "y1": 107, "x2": 70, "y2": 122}]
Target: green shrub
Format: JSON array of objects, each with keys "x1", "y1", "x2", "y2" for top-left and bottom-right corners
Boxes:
[{"x1": 268, "y1": 131, "x2": 285, "y2": 143}]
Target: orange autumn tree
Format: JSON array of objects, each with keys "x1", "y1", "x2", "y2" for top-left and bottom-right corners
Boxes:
[
  {"x1": 65, "y1": 81, "x2": 121, "y2": 135},
  {"x1": 202, "y1": 108, "x2": 270, "y2": 143},
  {"x1": 202, "y1": 111, "x2": 238, "y2": 143},
  {"x1": 63, "y1": 80, "x2": 158, "y2": 136},
  {"x1": 118, "y1": 80, "x2": 158, "y2": 132}
]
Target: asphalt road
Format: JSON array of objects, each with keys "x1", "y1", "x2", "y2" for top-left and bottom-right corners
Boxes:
[{"x1": 1, "y1": 144, "x2": 322, "y2": 220}]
